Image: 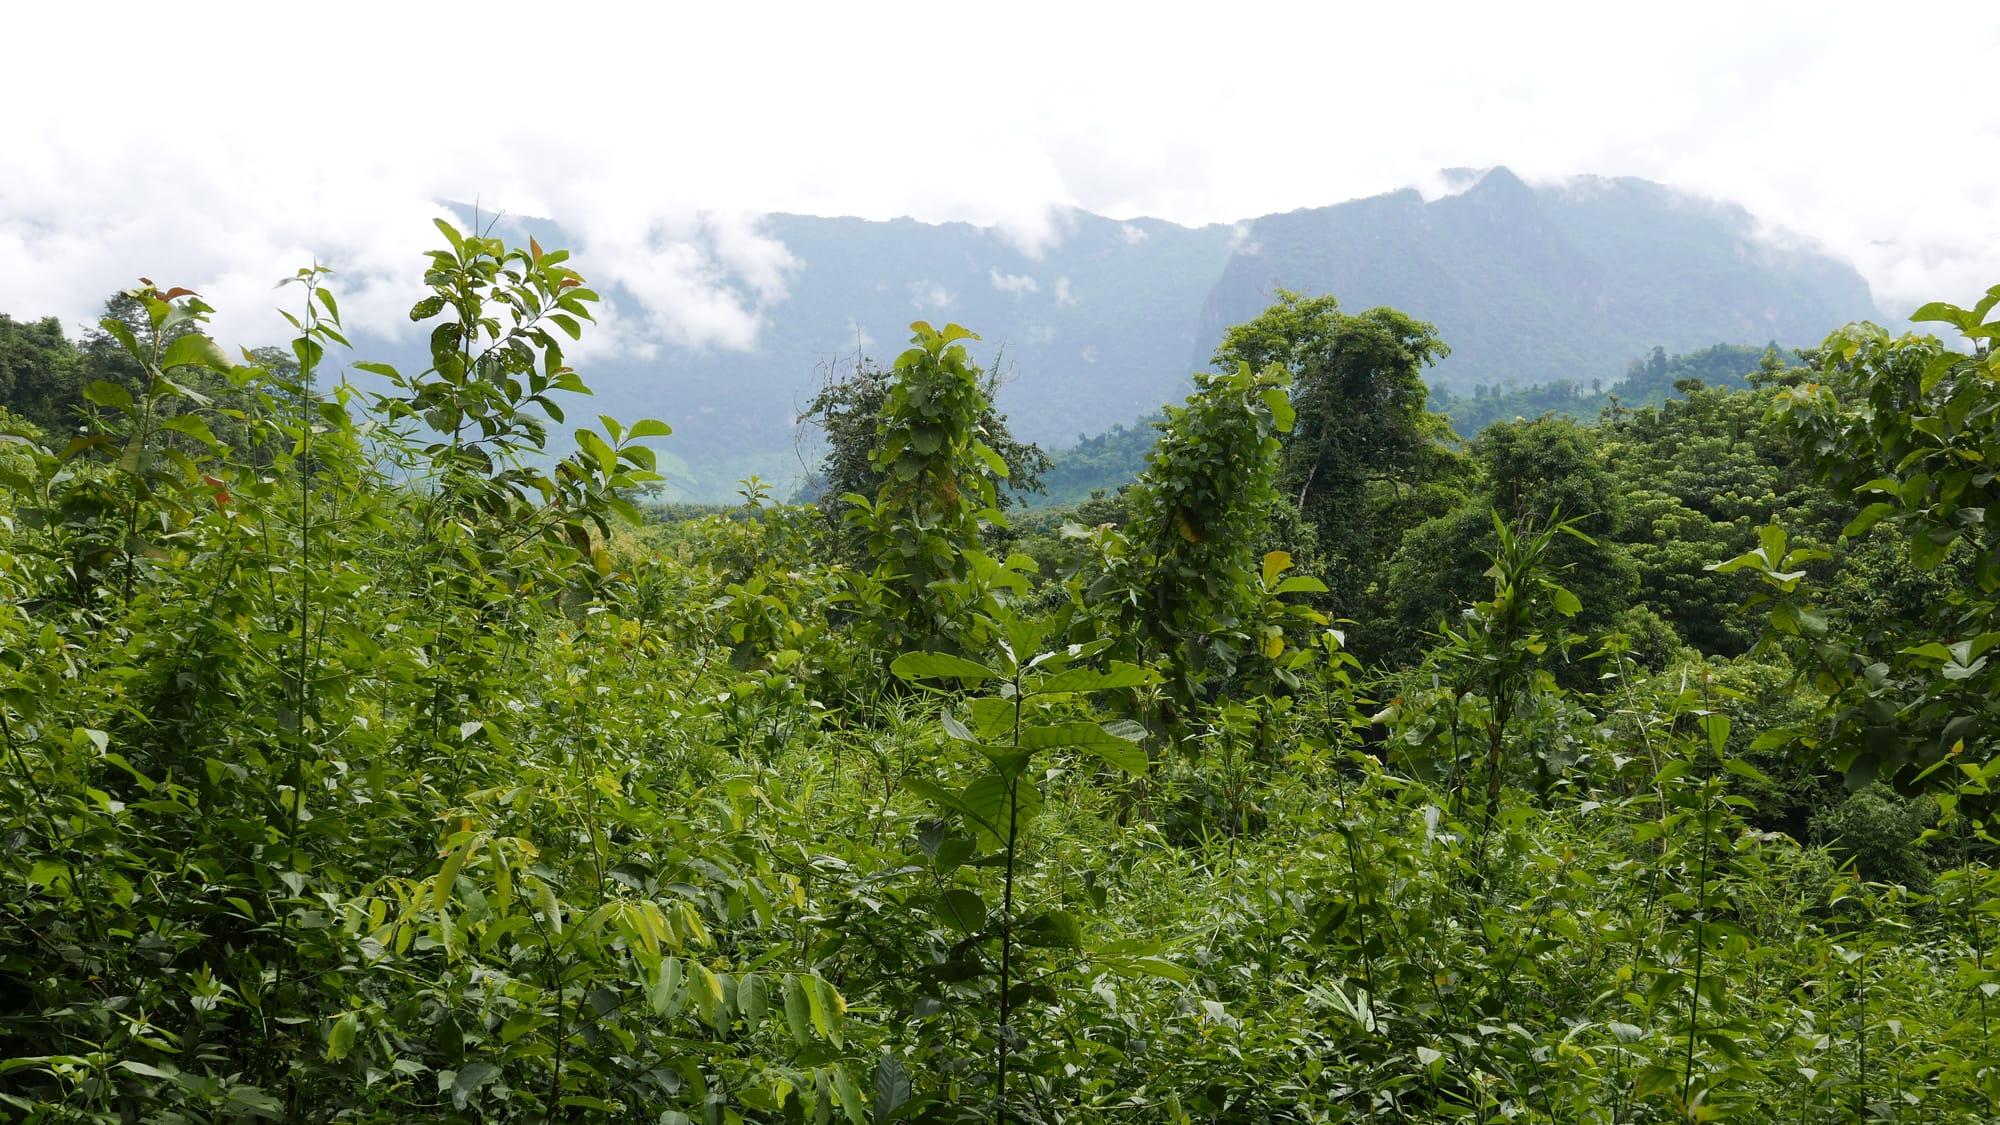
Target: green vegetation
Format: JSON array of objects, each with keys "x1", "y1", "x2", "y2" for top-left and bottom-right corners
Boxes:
[
  {"x1": 1428, "y1": 343, "x2": 1778, "y2": 436},
  {"x1": 1, "y1": 223, "x2": 1995, "y2": 1125}
]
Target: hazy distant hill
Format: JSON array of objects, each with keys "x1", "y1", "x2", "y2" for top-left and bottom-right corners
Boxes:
[
  {"x1": 595, "y1": 211, "x2": 1237, "y2": 494},
  {"x1": 371, "y1": 170, "x2": 1880, "y2": 500},
  {"x1": 1194, "y1": 167, "x2": 1879, "y2": 393}
]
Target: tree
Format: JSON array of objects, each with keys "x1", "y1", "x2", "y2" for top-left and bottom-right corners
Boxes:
[
  {"x1": 1069, "y1": 360, "x2": 1310, "y2": 739},
  {"x1": 0, "y1": 314, "x2": 87, "y2": 430},
  {"x1": 1599, "y1": 378, "x2": 1844, "y2": 657},
  {"x1": 1212, "y1": 290, "x2": 1465, "y2": 616},
  {"x1": 798, "y1": 349, "x2": 1049, "y2": 560},
  {"x1": 841, "y1": 322, "x2": 1032, "y2": 657},
  {"x1": 1371, "y1": 416, "x2": 1632, "y2": 672},
  {"x1": 1744, "y1": 286, "x2": 2000, "y2": 814}
]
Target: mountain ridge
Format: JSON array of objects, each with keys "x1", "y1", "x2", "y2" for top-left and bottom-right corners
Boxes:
[{"x1": 398, "y1": 170, "x2": 1882, "y2": 500}]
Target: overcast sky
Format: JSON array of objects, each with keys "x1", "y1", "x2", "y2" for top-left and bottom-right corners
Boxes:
[{"x1": 6, "y1": 1, "x2": 1997, "y2": 354}]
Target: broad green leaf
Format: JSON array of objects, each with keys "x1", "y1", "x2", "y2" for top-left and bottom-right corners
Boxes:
[
  {"x1": 161, "y1": 333, "x2": 231, "y2": 373},
  {"x1": 1034, "y1": 662, "x2": 1156, "y2": 694},
  {"x1": 1019, "y1": 908, "x2": 1083, "y2": 948},
  {"x1": 976, "y1": 745, "x2": 1033, "y2": 778},
  {"x1": 691, "y1": 963, "x2": 726, "y2": 1031},
  {"x1": 99, "y1": 317, "x2": 142, "y2": 361},
  {"x1": 903, "y1": 777, "x2": 997, "y2": 836},
  {"x1": 1102, "y1": 718, "x2": 1149, "y2": 743},
  {"x1": 83, "y1": 380, "x2": 134, "y2": 411},
  {"x1": 739, "y1": 972, "x2": 767, "y2": 1031},
  {"x1": 117, "y1": 1059, "x2": 176, "y2": 1080},
  {"x1": 326, "y1": 1012, "x2": 358, "y2": 1061},
  {"x1": 874, "y1": 1053, "x2": 913, "y2": 1122},
  {"x1": 1261, "y1": 386, "x2": 1295, "y2": 432},
  {"x1": 1122, "y1": 956, "x2": 1190, "y2": 982},
  {"x1": 969, "y1": 696, "x2": 1016, "y2": 740},
  {"x1": 889, "y1": 652, "x2": 997, "y2": 683},
  {"x1": 1910, "y1": 300, "x2": 1969, "y2": 329},
  {"x1": 960, "y1": 771, "x2": 1040, "y2": 848},
  {"x1": 650, "y1": 957, "x2": 685, "y2": 1017},
  {"x1": 972, "y1": 440, "x2": 1008, "y2": 478},
  {"x1": 1843, "y1": 502, "x2": 1898, "y2": 537},
  {"x1": 783, "y1": 974, "x2": 812, "y2": 1045},
  {"x1": 1720, "y1": 757, "x2": 1770, "y2": 785},
  {"x1": 1021, "y1": 722, "x2": 1148, "y2": 773},
  {"x1": 575, "y1": 429, "x2": 617, "y2": 471},
  {"x1": 157, "y1": 415, "x2": 218, "y2": 447},
  {"x1": 433, "y1": 835, "x2": 474, "y2": 909},
  {"x1": 450, "y1": 1062, "x2": 501, "y2": 1110},
  {"x1": 808, "y1": 974, "x2": 845, "y2": 1047},
  {"x1": 1550, "y1": 585, "x2": 1582, "y2": 617},
  {"x1": 939, "y1": 708, "x2": 975, "y2": 742},
  {"x1": 831, "y1": 1063, "x2": 867, "y2": 1125},
  {"x1": 938, "y1": 888, "x2": 986, "y2": 935}
]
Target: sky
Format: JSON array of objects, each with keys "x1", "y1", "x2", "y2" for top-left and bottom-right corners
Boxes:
[{"x1": 5, "y1": 1, "x2": 1998, "y2": 355}]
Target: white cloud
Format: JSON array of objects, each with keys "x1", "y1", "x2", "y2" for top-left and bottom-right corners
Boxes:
[
  {"x1": 1412, "y1": 168, "x2": 1489, "y2": 202},
  {"x1": 1054, "y1": 278, "x2": 1078, "y2": 308},
  {"x1": 1120, "y1": 223, "x2": 1150, "y2": 245},
  {"x1": 990, "y1": 268, "x2": 1039, "y2": 295},
  {"x1": 2, "y1": 0, "x2": 1996, "y2": 342},
  {"x1": 909, "y1": 280, "x2": 954, "y2": 312}
]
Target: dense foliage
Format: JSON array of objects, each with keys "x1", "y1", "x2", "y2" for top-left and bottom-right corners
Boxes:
[
  {"x1": 1428, "y1": 344, "x2": 1778, "y2": 437},
  {"x1": 1, "y1": 227, "x2": 1995, "y2": 1125}
]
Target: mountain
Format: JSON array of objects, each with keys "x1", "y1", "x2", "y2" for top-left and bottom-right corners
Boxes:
[
  {"x1": 368, "y1": 171, "x2": 1881, "y2": 500},
  {"x1": 1193, "y1": 167, "x2": 1880, "y2": 393},
  {"x1": 594, "y1": 211, "x2": 1237, "y2": 495}
]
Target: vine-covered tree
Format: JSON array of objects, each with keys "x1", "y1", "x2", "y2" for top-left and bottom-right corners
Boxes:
[
  {"x1": 1212, "y1": 290, "x2": 1467, "y2": 615},
  {"x1": 837, "y1": 323, "x2": 1035, "y2": 657},
  {"x1": 797, "y1": 349, "x2": 1048, "y2": 553}
]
